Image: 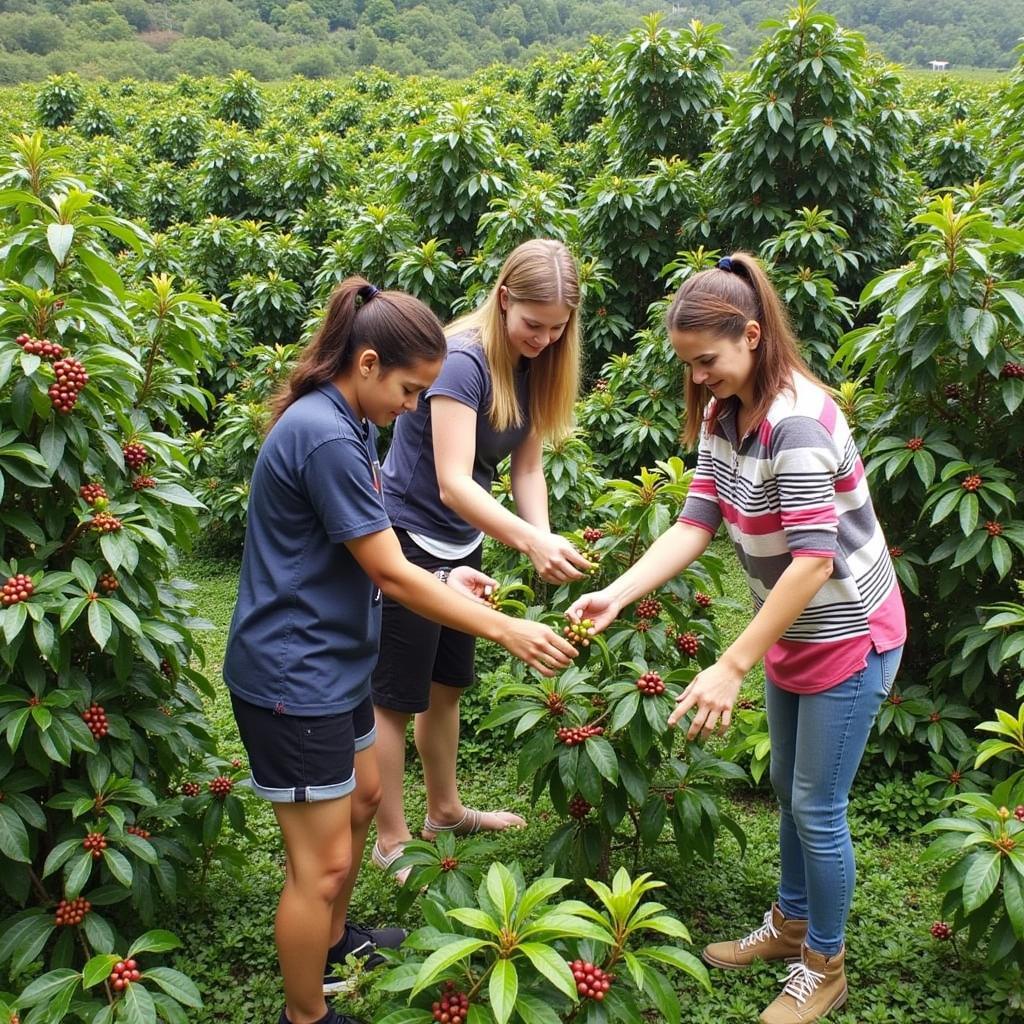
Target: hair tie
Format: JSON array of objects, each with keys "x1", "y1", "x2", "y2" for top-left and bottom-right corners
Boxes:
[
  {"x1": 355, "y1": 283, "x2": 380, "y2": 306},
  {"x1": 717, "y1": 257, "x2": 734, "y2": 272}
]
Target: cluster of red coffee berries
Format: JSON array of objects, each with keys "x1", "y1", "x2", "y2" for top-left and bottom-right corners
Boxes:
[
  {"x1": 82, "y1": 703, "x2": 108, "y2": 739},
  {"x1": 82, "y1": 832, "x2": 107, "y2": 859},
  {"x1": 593, "y1": 378, "x2": 608, "y2": 392},
  {"x1": 905, "y1": 437, "x2": 924, "y2": 451},
  {"x1": 91, "y1": 512, "x2": 122, "y2": 533},
  {"x1": 98, "y1": 572, "x2": 118, "y2": 594},
  {"x1": 1001, "y1": 362, "x2": 1024, "y2": 379},
  {"x1": 2, "y1": 574, "x2": 34, "y2": 607},
  {"x1": 556, "y1": 724, "x2": 603, "y2": 746},
  {"x1": 563, "y1": 619, "x2": 594, "y2": 646},
  {"x1": 432, "y1": 982, "x2": 469, "y2": 1024},
  {"x1": 110, "y1": 959, "x2": 141, "y2": 991},
  {"x1": 985, "y1": 521, "x2": 1003, "y2": 536},
  {"x1": 636, "y1": 671, "x2": 665, "y2": 696},
  {"x1": 676, "y1": 632, "x2": 700, "y2": 657},
  {"x1": 126, "y1": 824, "x2": 151, "y2": 840},
  {"x1": 79, "y1": 482, "x2": 108, "y2": 505},
  {"x1": 209, "y1": 776, "x2": 233, "y2": 798},
  {"x1": 180, "y1": 782, "x2": 201, "y2": 797},
  {"x1": 930, "y1": 921, "x2": 952, "y2": 940},
  {"x1": 889, "y1": 546, "x2": 904, "y2": 559},
  {"x1": 231, "y1": 757, "x2": 243, "y2": 769},
  {"x1": 439, "y1": 856, "x2": 459, "y2": 872},
  {"x1": 48, "y1": 356, "x2": 88, "y2": 413},
  {"x1": 131, "y1": 475, "x2": 156, "y2": 490},
  {"x1": 54, "y1": 897, "x2": 90, "y2": 927},
  {"x1": 544, "y1": 692, "x2": 567, "y2": 716},
  {"x1": 160, "y1": 658, "x2": 174, "y2": 678},
  {"x1": 15, "y1": 333, "x2": 64, "y2": 358},
  {"x1": 961, "y1": 474, "x2": 982, "y2": 492},
  {"x1": 570, "y1": 960, "x2": 612, "y2": 1000},
  {"x1": 695, "y1": 592, "x2": 713, "y2": 608},
  {"x1": 582, "y1": 526, "x2": 603, "y2": 542},
  {"x1": 1014, "y1": 805, "x2": 1024, "y2": 822},
  {"x1": 636, "y1": 597, "x2": 661, "y2": 619},
  {"x1": 635, "y1": 619, "x2": 650, "y2": 633},
  {"x1": 568, "y1": 794, "x2": 591, "y2": 819},
  {"x1": 122, "y1": 442, "x2": 149, "y2": 471}
]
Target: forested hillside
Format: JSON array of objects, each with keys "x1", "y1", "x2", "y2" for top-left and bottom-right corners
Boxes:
[{"x1": 0, "y1": 0, "x2": 1021, "y2": 81}]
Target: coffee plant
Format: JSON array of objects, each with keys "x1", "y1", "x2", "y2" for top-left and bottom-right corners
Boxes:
[
  {"x1": 373, "y1": 863, "x2": 709, "y2": 1024},
  {"x1": 0, "y1": 136, "x2": 246, "y2": 1022}
]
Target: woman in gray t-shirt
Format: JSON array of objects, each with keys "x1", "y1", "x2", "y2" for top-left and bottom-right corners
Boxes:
[{"x1": 371, "y1": 240, "x2": 589, "y2": 878}]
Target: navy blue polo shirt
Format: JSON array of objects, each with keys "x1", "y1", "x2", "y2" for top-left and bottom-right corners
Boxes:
[
  {"x1": 382, "y1": 333, "x2": 531, "y2": 545},
  {"x1": 224, "y1": 383, "x2": 391, "y2": 716}
]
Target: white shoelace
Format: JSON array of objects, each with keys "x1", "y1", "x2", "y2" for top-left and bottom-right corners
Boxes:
[
  {"x1": 778, "y1": 960, "x2": 825, "y2": 1004},
  {"x1": 738, "y1": 908, "x2": 779, "y2": 950}
]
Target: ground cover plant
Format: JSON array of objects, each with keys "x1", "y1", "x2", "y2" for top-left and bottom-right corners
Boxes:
[{"x1": 1, "y1": 3, "x2": 1024, "y2": 1020}]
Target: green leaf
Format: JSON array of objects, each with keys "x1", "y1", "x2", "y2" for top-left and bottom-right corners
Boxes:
[
  {"x1": 410, "y1": 937, "x2": 490, "y2": 996},
  {"x1": 127, "y1": 929, "x2": 181, "y2": 957},
  {"x1": 17, "y1": 968, "x2": 80, "y2": 1007},
  {"x1": 1003, "y1": 867, "x2": 1024, "y2": 939},
  {"x1": 963, "y1": 849, "x2": 1002, "y2": 913},
  {"x1": 88, "y1": 600, "x2": 112, "y2": 650},
  {"x1": 641, "y1": 945, "x2": 711, "y2": 990},
  {"x1": 123, "y1": 977, "x2": 156, "y2": 1024},
  {"x1": 518, "y1": 941, "x2": 578, "y2": 1001},
  {"x1": 47, "y1": 223, "x2": 75, "y2": 264},
  {"x1": 0, "y1": 802, "x2": 30, "y2": 862},
  {"x1": 143, "y1": 967, "x2": 203, "y2": 1008},
  {"x1": 446, "y1": 908, "x2": 500, "y2": 935},
  {"x1": 485, "y1": 862, "x2": 517, "y2": 924},
  {"x1": 102, "y1": 847, "x2": 133, "y2": 888},
  {"x1": 585, "y1": 736, "x2": 619, "y2": 785},
  {"x1": 489, "y1": 958, "x2": 518, "y2": 1024}
]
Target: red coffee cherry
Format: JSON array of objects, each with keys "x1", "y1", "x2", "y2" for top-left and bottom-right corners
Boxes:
[
  {"x1": 1001, "y1": 362, "x2": 1024, "y2": 378},
  {"x1": 209, "y1": 775, "x2": 233, "y2": 798},
  {"x1": 930, "y1": 921, "x2": 952, "y2": 940},
  {"x1": 131, "y1": 475, "x2": 157, "y2": 490},
  {"x1": 126, "y1": 824, "x2": 152, "y2": 840},
  {"x1": 1014, "y1": 805, "x2": 1024, "y2": 822},
  {"x1": 563, "y1": 618, "x2": 594, "y2": 646},
  {"x1": 16, "y1": 333, "x2": 64, "y2": 358},
  {"x1": 82, "y1": 703, "x2": 108, "y2": 739},
  {"x1": 98, "y1": 572, "x2": 118, "y2": 594},
  {"x1": 91, "y1": 512, "x2": 122, "y2": 533},
  {"x1": 160, "y1": 658, "x2": 174, "y2": 678},
  {"x1": 432, "y1": 981, "x2": 469, "y2": 1024},
  {"x1": 985, "y1": 521, "x2": 1003, "y2": 536},
  {"x1": 1, "y1": 574, "x2": 34, "y2": 607},
  {"x1": 889, "y1": 545, "x2": 904, "y2": 558},
  {"x1": 109, "y1": 958, "x2": 141, "y2": 991},
  {"x1": 231, "y1": 757, "x2": 243, "y2": 769},
  {"x1": 556, "y1": 724, "x2": 604, "y2": 746},
  {"x1": 570, "y1": 959, "x2": 613, "y2": 1000},
  {"x1": 48, "y1": 356, "x2": 88, "y2": 413},
  {"x1": 122, "y1": 442, "x2": 149, "y2": 471},
  {"x1": 636, "y1": 597, "x2": 661, "y2": 619},
  {"x1": 439, "y1": 856, "x2": 459, "y2": 872},
  {"x1": 695, "y1": 591, "x2": 713, "y2": 608},
  {"x1": 568, "y1": 794, "x2": 591, "y2": 819},
  {"x1": 676, "y1": 631, "x2": 699, "y2": 657},
  {"x1": 961, "y1": 474, "x2": 982, "y2": 492},
  {"x1": 54, "y1": 896, "x2": 91, "y2": 926},
  {"x1": 79, "y1": 482, "x2": 108, "y2": 505},
  {"x1": 582, "y1": 526, "x2": 603, "y2": 542},
  {"x1": 82, "y1": 832, "x2": 107, "y2": 859},
  {"x1": 592, "y1": 378, "x2": 608, "y2": 392},
  {"x1": 635, "y1": 671, "x2": 665, "y2": 696},
  {"x1": 180, "y1": 781, "x2": 201, "y2": 797},
  {"x1": 544, "y1": 692, "x2": 567, "y2": 716},
  {"x1": 905, "y1": 437, "x2": 924, "y2": 451}
]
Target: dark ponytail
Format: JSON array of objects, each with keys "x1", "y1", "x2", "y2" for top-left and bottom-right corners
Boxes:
[
  {"x1": 270, "y1": 277, "x2": 446, "y2": 425},
  {"x1": 667, "y1": 252, "x2": 817, "y2": 446}
]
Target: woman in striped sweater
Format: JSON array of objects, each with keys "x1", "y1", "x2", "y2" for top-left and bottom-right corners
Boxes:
[{"x1": 568, "y1": 252, "x2": 906, "y2": 1024}]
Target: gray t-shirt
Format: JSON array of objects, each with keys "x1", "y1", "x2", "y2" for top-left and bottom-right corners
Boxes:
[{"x1": 382, "y1": 333, "x2": 531, "y2": 545}]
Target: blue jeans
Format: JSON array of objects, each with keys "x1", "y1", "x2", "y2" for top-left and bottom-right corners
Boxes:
[{"x1": 765, "y1": 645, "x2": 903, "y2": 955}]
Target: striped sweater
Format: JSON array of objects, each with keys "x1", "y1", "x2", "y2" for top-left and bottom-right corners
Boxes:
[{"x1": 678, "y1": 373, "x2": 906, "y2": 694}]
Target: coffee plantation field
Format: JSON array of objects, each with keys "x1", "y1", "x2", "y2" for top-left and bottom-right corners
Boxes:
[{"x1": 1, "y1": 2, "x2": 1023, "y2": 1021}]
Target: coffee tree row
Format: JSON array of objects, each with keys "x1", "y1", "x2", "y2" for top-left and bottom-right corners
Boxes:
[{"x1": 0, "y1": 135, "x2": 249, "y2": 1023}]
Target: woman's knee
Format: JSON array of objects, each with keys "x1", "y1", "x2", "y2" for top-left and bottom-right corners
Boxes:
[
  {"x1": 296, "y1": 854, "x2": 353, "y2": 903},
  {"x1": 352, "y1": 783, "x2": 382, "y2": 826}
]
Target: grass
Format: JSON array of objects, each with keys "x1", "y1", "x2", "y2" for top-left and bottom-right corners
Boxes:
[{"x1": 164, "y1": 549, "x2": 1008, "y2": 1024}]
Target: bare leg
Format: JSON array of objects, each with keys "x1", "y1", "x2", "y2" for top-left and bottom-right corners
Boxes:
[
  {"x1": 274, "y1": 798, "x2": 352, "y2": 1024},
  {"x1": 329, "y1": 744, "x2": 381, "y2": 945},
  {"x1": 372, "y1": 706, "x2": 414, "y2": 856},
  {"x1": 416, "y1": 681, "x2": 525, "y2": 834}
]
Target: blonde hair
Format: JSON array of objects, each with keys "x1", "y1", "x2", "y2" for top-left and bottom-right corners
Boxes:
[{"x1": 446, "y1": 239, "x2": 580, "y2": 441}]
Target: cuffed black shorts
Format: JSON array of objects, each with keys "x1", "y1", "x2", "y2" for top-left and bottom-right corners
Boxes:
[
  {"x1": 229, "y1": 692, "x2": 375, "y2": 803},
  {"x1": 370, "y1": 527, "x2": 482, "y2": 714}
]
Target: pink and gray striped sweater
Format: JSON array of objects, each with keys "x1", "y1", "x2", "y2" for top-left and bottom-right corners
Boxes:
[{"x1": 678, "y1": 373, "x2": 906, "y2": 694}]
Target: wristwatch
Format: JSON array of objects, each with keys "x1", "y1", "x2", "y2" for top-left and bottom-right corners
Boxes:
[{"x1": 433, "y1": 566, "x2": 453, "y2": 584}]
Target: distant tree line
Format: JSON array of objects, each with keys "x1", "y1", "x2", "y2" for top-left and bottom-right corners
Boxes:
[{"x1": 0, "y1": 0, "x2": 1020, "y2": 82}]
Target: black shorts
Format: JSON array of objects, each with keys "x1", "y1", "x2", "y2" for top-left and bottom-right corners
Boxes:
[
  {"x1": 370, "y1": 528, "x2": 482, "y2": 714},
  {"x1": 230, "y1": 692, "x2": 375, "y2": 803}
]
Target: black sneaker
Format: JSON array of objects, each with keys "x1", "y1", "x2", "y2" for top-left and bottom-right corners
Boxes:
[
  {"x1": 278, "y1": 1010, "x2": 365, "y2": 1024},
  {"x1": 322, "y1": 922, "x2": 407, "y2": 994}
]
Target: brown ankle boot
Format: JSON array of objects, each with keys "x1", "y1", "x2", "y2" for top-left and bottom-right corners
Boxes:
[
  {"x1": 702, "y1": 904, "x2": 807, "y2": 970},
  {"x1": 759, "y1": 944, "x2": 848, "y2": 1023}
]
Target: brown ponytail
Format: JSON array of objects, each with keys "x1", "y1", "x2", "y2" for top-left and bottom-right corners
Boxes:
[
  {"x1": 270, "y1": 277, "x2": 446, "y2": 426},
  {"x1": 667, "y1": 252, "x2": 818, "y2": 447}
]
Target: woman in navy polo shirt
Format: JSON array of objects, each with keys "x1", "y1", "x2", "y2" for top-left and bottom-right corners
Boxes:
[{"x1": 223, "y1": 277, "x2": 577, "y2": 1024}]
